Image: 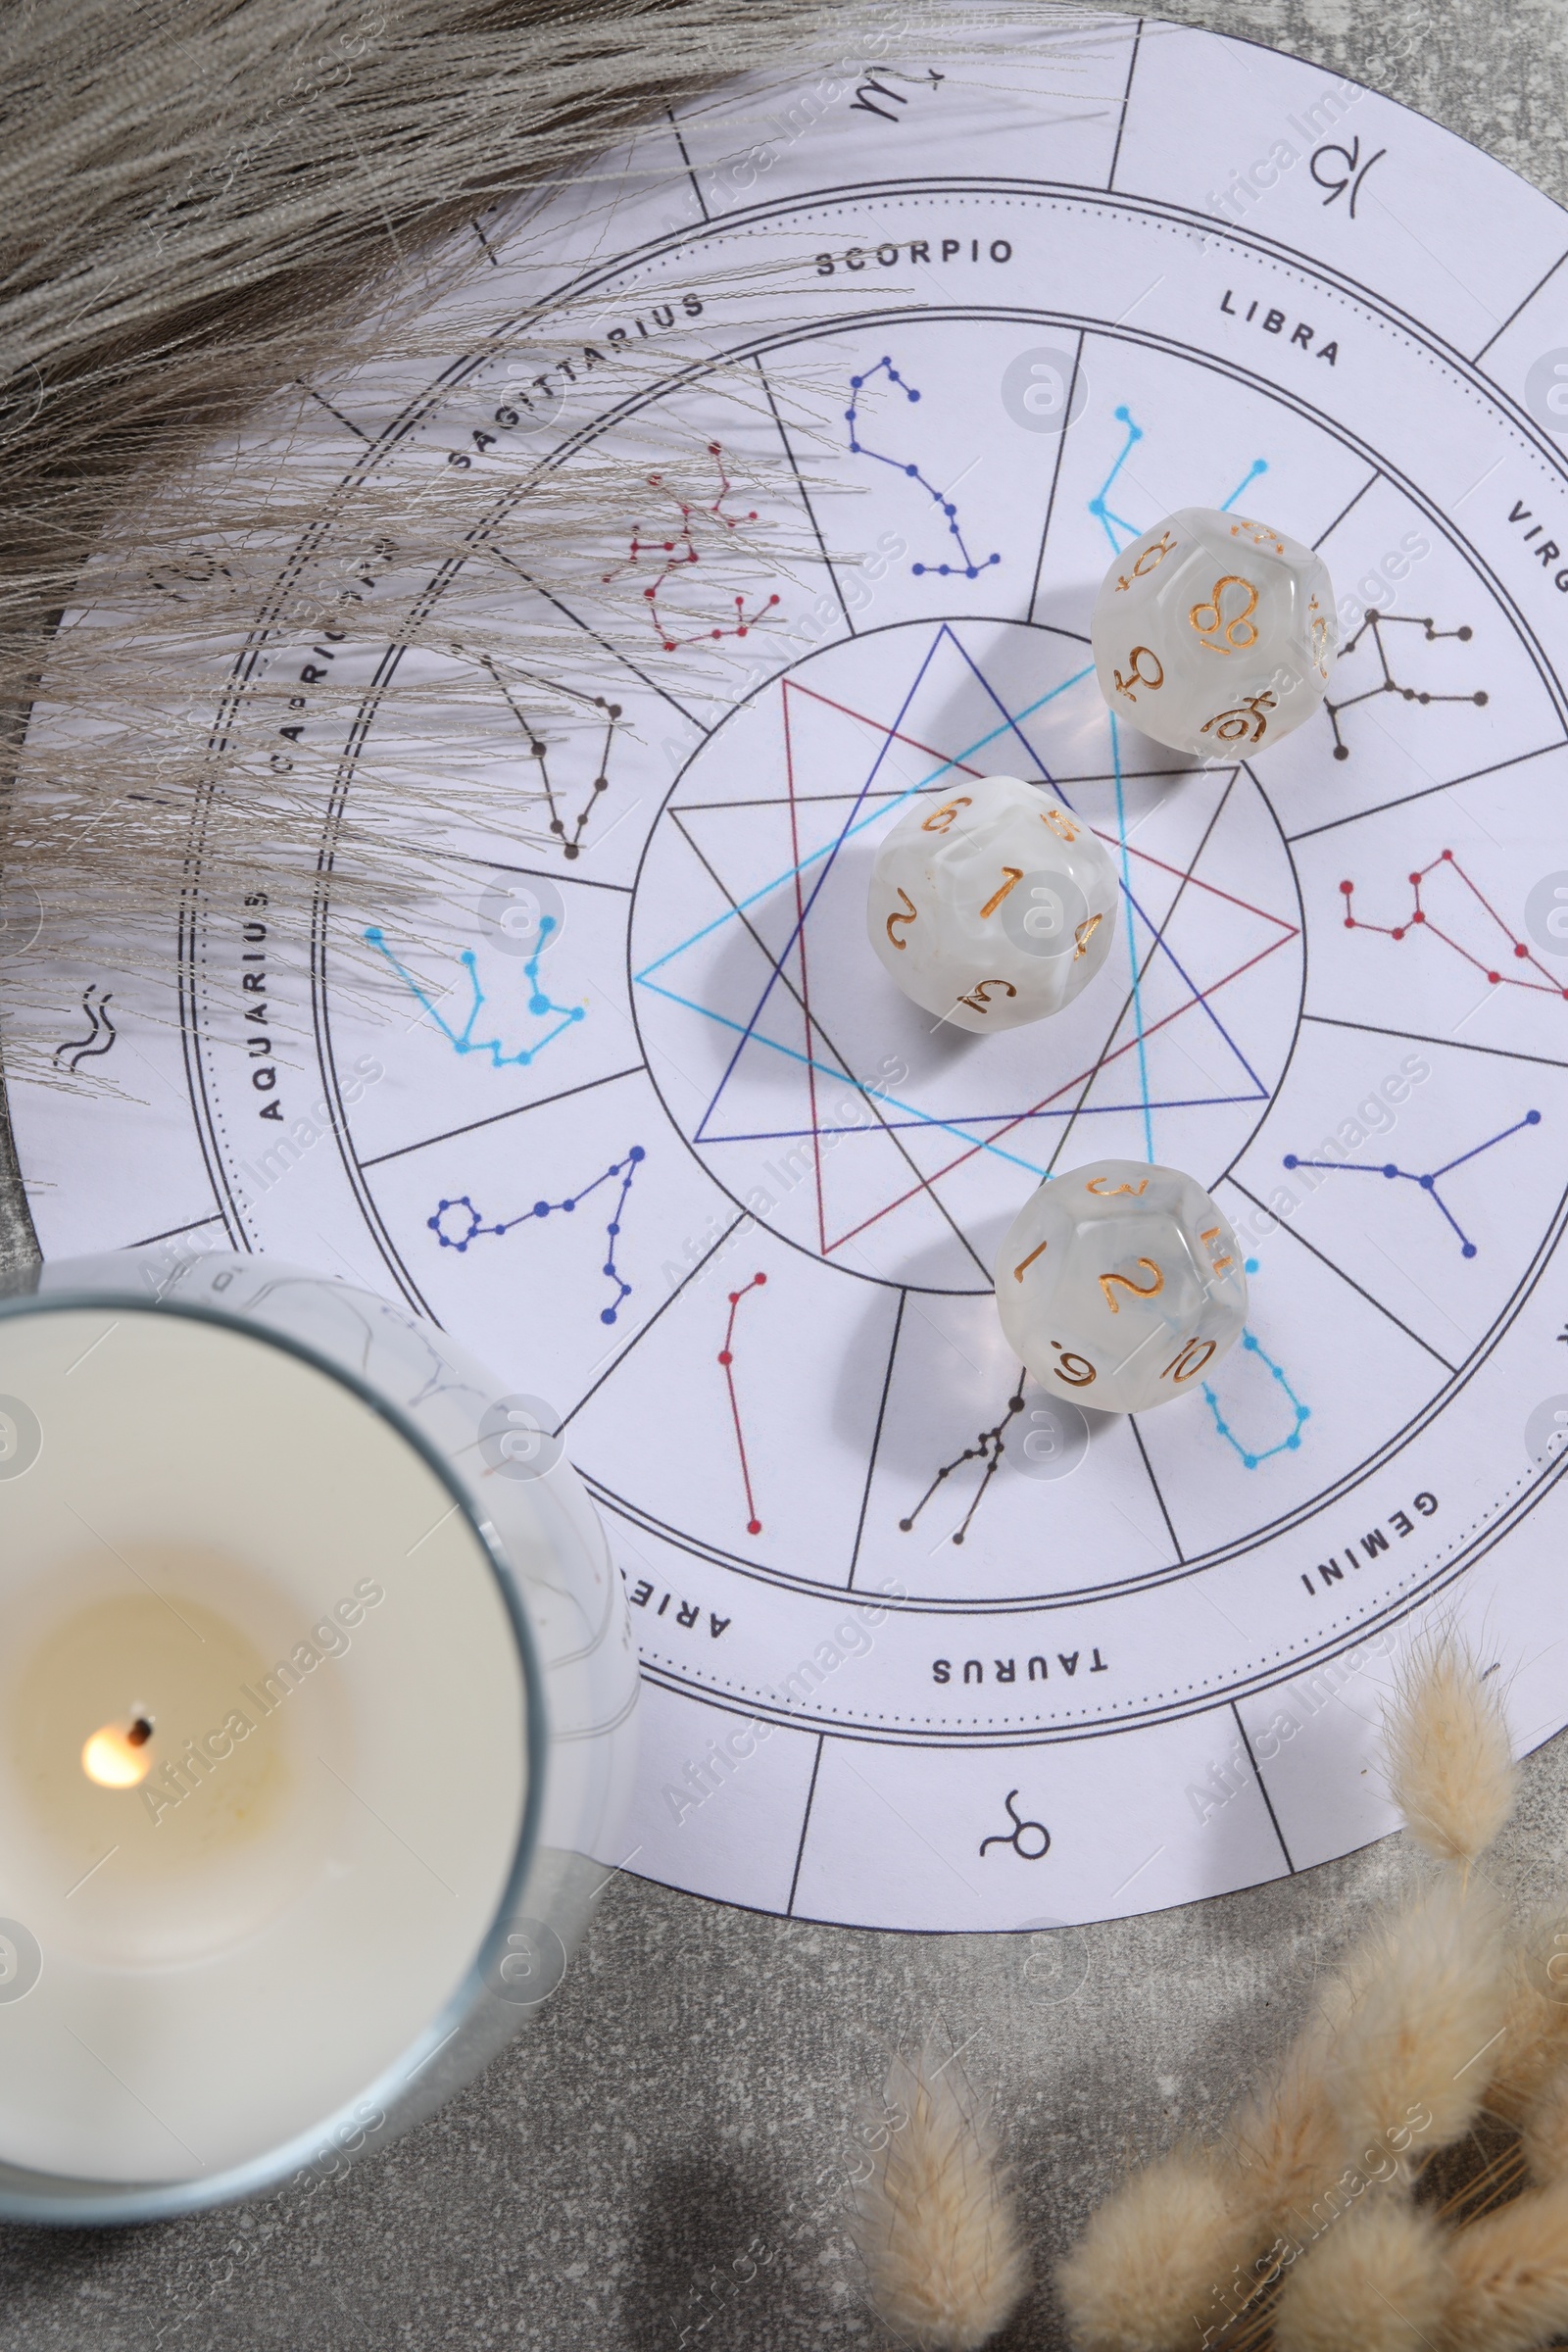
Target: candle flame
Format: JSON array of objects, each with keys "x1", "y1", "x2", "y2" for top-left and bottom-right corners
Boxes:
[{"x1": 81, "y1": 1717, "x2": 153, "y2": 1789}]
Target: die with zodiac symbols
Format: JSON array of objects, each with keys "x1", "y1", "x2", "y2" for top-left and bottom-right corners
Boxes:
[
  {"x1": 995, "y1": 1158, "x2": 1248, "y2": 1413},
  {"x1": 865, "y1": 773, "x2": 1118, "y2": 1032},
  {"x1": 1089, "y1": 506, "x2": 1338, "y2": 760}
]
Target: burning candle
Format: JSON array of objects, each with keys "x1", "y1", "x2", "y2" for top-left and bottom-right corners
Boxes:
[
  {"x1": 0, "y1": 1249, "x2": 637, "y2": 2220},
  {"x1": 80, "y1": 1718, "x2": 153, "y2": 1789}
]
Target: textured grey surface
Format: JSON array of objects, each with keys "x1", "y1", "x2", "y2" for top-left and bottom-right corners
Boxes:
[{"x1": 4, "y1": 3, "x2": 1566, "y2": 2345}]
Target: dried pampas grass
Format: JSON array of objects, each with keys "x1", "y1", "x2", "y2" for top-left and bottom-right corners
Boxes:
[
  {"x1": 1323, "y1": 1872, "x2": 1507, "y2": 2161},
  {"x1": 1055, "y1": 2147, "x2": 1256, "y2": 2352},
  {"x1": 1385, "y1": 1633, "x2": 1516, "y2": 1864},
  {"x1": 1272, "y1": 2201, "x2": 1449, "y2": 2352},
  {"x1": 1520, "y1": 2064, "x2": 1568, "y2": 2186},
  {"x1": 0, "y1": 0, "x2": 1110, "y2": 1097},
  {"x1": 1440, "y1": 2179, "x2": 1568, "y2": 2352},
  {"x1": 1055, "y1": 1634, "x2": 1568, "y2": 2352},
  {"x1": 1488, "y1": 1907, "x2": 1568, "y2": 2124},
  {"x1": 848, "y1": 2042, "x2": 1028, "y2": 2350},
  {"x1": 1224, "y1": 2010, "x2": 1348, "y2": 2238}
]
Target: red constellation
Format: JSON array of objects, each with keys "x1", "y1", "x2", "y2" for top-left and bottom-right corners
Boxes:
[
  {"x1": 717, "y1": 1272, "x2": 767, "y2": 1536},
  {"x1": 603, "y1": 442, "x2": 780, "y2": 652},
  {"x1": 1340, "y1": 850, "x2": 1568, "y2": 1000}
]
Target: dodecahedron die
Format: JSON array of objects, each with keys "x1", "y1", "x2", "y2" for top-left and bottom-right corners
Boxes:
[
  {"x1": 1090, "y1": 507, "x2": 1338, "y2": 760},
  {"x1": 995, "y1": 1158, "x2": 1248, "y2": 1413},
  {"x1": 866, "y1": 774, "x2": 1118, "y2": 1033}
]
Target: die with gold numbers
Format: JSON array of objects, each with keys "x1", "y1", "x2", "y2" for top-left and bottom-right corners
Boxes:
[
  {"x1": 995, "y1": 1158, "x2": 1248, "y2": 1413},
  {"x1": 1090, "y1": 506, "x2": 1338, "y2": 760},
  {"x1": 865, "y1": 773, "x2": 1118, "y2": 1033}
]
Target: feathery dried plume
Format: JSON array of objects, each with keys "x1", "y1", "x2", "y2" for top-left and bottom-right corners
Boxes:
[
  {"x1": 1325, "y1": 1874, "x2": 1508, "y2": 2165},
  {"x1": 1224, "y1": 2007, "x2": 1348, "y2": 2235},
  {"x1": 1056, "y1": 2145, "x2": 1258, "y2": 2352},
  {"x1": 1485, "y1": 1908, "x2": 1568, "y2": 2123},
  {"x1": 1440, "y1": 2177, "x2": 1568, "y2": 2351},
  {"x1": 0, "y1": 0, "x2": 1109, "y2": 1093},
  {"x1": 1059, "y1": 1635, "x2": 1549, "y2": 2349},
  {"x1": 1273, "y1": 2200, "x2": 1451, "y2": 2352},
  {"x1": 848, "y1": 2042, "x2": 1028, "y2": 2351},
  {"x1": 1520, "y1": 2060, "x2": 1568, "y2": 2185},
  {"x1": 1385, "y1": 1634, "x2": 1516, "y2": 1864}
]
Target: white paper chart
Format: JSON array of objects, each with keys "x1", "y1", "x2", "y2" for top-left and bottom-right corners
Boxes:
[{"x1": 19, "y1": 17, "x2": 1568, "y2": 1931}]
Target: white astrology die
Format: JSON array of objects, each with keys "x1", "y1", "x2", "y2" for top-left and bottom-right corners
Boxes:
[
  {"x1": 866, "y1": 774, "x2": 1117, "y2": 1033},
  {"x1": 995, "y1": 1158, "x2": 1248, "y2": 1413},
  {"x1": 1090, "y1": 507, "x2": 1337, "y2": 759}
]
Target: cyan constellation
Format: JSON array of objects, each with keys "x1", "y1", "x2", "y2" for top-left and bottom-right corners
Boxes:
[
  {"x1": 1090, "y1": 406, "x2": 1270, "y2": 1162},
  {"x1": 367, "y1": 918, "x2": 585, "y2": 1070},
  {"x1": 1089, "y1": 405, "x2": 1267, "y2": 558},
  {"x1": 845, "y1": 357, "x2": 1001, "y2": 579},
  {"x1": 1196, "y1": 1257, "x2": 1310, "y2": 1470},
  {"x1": 1284, "y1": 1110, "x2": 1542, "y2": 1259},
  {"x1": 635, "y1": 620, "x2": 1294, "y2": 1268},
  {"x1": 428, "y1": 1147, "x2": 645, "y2": 1324}
]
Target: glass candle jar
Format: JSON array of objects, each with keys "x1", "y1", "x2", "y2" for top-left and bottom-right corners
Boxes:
[{"x1": 0, "y1": 1246, "x2": 638, "y2": 2221}]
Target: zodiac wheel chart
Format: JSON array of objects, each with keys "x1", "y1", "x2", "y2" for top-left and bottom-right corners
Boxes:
[{"x1": 20, "y1": 14, "x2": 1568, "y2": 1931}]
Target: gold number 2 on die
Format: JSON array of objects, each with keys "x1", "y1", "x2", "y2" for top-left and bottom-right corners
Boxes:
[
  {"x1": 885, "y1": 888, "x2": 917, "y2": 949},
  {"x1": 1098, "y1": 1258, "x2": 1164, "y2": 1312}
]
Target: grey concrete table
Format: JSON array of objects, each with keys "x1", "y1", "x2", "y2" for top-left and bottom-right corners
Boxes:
[{"x1": 3, "y1": 4, "x2": 1566, "y2": 2343}]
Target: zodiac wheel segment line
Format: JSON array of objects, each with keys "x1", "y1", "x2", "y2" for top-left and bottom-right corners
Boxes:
[{"x1": 15, "y1": 19, "x2": 1568, "y2": 1930}]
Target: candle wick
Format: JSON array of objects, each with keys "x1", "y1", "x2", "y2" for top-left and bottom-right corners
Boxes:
[{"x1": 127, "y1": 1717, "x2": 153, "y2": 1747}]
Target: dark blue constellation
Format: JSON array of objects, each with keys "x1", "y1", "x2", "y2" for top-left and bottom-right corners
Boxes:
[
  {"x1": 845, "y1": 357, "x2": 1001, "y2": 580},
  {"x1": 428, "y1": 1147, "x2": 646, "y2": 1324},
  {"x1": 367, "y1": 917, "x2": 584, "y2": 1070},
  {"x1": 1284, "y1": 1111, "x2": 1541, "y2": 1259}
]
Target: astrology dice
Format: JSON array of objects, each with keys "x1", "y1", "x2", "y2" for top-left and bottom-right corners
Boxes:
[
  {"x1": 866, "y1": 773, "x2": 1118, "y2": 1033},
  {"x1": 995, "y1": 1158, "x2": 1248, "y2": 1413},
  {"x1": 1090, "y1": 507, "x2": 1338, "y2": 760}
]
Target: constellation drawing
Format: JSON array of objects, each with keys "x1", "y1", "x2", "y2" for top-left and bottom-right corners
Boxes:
[
  {"x1": 600, "y1": 441, "x2": 780, "y2": 651},
  {"x1": 1086, "y1": 408, "x2": 1269, "y2": 1167},
  {"x1": 31, "y1": 9, "x2": 1568, "y2": 1950},
  {"x1": 427, "y1": 1147, "x2": 645, "y2": 1323},
  {"x1": 1324, "y1": 612, "x2": 1488, "y2": 760},
  {"x1": 367, "y1": 919, "x2": 585, "y2": 1070},
  {"x1": 54, "y1": 983, "x2": 117, "y2": 1072},
  {"x1": 481, "y1": 662, "x2": 624, "y2": 860},
  {"x1": 637, "y1": 618, "x2": 1300, "y2": 1277},
  {"x1": 1284, "y1": 1110, "x2": 1542, "y2": 1258},
  {"x1": 1089, "y1": 404, "x2": 1266, "y2": 558},
  {"x1": 718, "y1": 1272, "x2": 767, "y2": 1535},
  {"x1": 845, "y1": 357, "x2": 1000, "y2": 578},
  {"x1": 1202, "y1": 1331, "x2": 1310, "y2": 1469},
  {"x1": 1340, "y1": 851, "x2": 1568, "y2": 1001},
  {"x1": 900, "y1": 1386, "x2": 1027, "y2": 1545}
]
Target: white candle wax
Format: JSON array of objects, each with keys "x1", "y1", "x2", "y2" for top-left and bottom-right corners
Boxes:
[{"x1": 0, "y1": 1301, "x2": 529, "y2": 2187}]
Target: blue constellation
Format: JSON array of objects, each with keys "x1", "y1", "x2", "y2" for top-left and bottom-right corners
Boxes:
[
  {"x1": 1089, "y1": 404, "x2": 1267, "y2": 558},
  {"x1": 367, "y1": 918, "x2": 584, "y2": 1070},
  {"x1": 1091, "y1": 407, "x2": 1270, "y2": 1165},
  {"x1": 1202, "y1": 1326, "x2": 1310, "y2": 1471},
  {"x1": 845, "y1": 358, "x2": 1001, "y2": 580},
  {"x1": 428, "y1": 1147, "x2": 646, "y2": 1325},
  {"x1": 1283, "y1": 1110, "x2": 1542, "y2": 1260}
]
